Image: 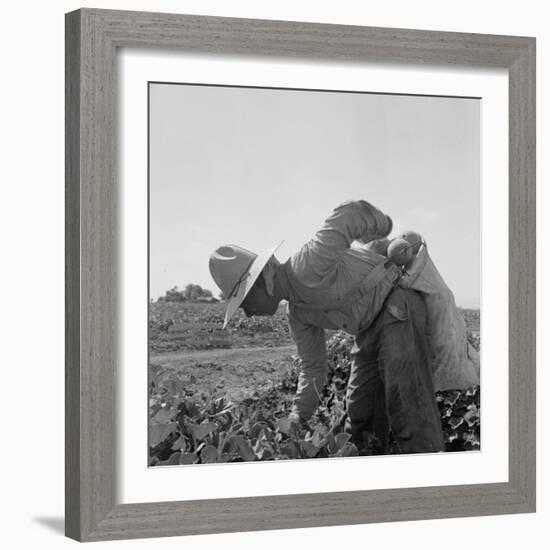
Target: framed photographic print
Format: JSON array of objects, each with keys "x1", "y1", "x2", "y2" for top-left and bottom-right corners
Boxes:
[
  {"x1": 146, "y1": 82, "x2": 482, "y2": 468},
  {"x1": 65, "y1": 8, "x2": 536, "y2": 542}
]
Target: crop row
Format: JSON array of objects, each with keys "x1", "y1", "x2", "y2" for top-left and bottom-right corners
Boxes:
[{"x1": 149, "y1": 330, "x2": 480, "y2": 465}]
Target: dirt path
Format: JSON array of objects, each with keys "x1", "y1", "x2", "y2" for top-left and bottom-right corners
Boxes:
[
  {"x1": 149, "y1": 344, "x2": 298, "y2": 402},
  {"x1": 149, "y1": 344, "x2": 296, "y2": 366}
]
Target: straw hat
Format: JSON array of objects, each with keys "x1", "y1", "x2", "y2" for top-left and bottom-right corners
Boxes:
[{"x1": 209, "y1": 241, "x2": 283, "y2": 329}]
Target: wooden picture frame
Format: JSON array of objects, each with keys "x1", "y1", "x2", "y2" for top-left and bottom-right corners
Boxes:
[{"x1": 65, "y1": 8, "x2": 536, "y2": 542}]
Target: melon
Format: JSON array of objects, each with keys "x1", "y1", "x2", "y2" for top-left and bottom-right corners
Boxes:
[{"x1": 387, "y1": 238, "x2": 414, "y2": 265}]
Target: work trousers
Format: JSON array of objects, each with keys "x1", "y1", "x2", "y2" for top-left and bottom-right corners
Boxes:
[{"x1": 345, "y1": 287, "x2": 444, "y2": 454}]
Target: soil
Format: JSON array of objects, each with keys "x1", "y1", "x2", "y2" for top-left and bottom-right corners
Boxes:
[
  {"x1": 149, "y1": 344, "x2": 297, "y2": 403},
  {"x1": 149, "y1": 301, "x2": 480, "y2": 406}
]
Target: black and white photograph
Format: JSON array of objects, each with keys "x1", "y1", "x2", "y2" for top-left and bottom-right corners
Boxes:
[
  {"x1": 2, "y1": 0, "x2": 543, "y2": 546},
  {"x1": 148, "y1": 82, "x2": 481, "y2": 466}
]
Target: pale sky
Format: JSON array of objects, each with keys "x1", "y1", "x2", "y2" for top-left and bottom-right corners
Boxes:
[{"x1": 149, "y1": 83, "x2": 480, "y2": 308}]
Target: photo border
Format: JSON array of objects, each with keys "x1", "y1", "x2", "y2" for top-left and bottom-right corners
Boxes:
[{"x1": 65, "y1": 8, "x2": 535, "y2": 541}]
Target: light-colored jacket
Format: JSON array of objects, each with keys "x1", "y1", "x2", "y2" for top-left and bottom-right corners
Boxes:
[
  {"x1": 281, "y1": 200, "x2": 479, "y2": 420},
  {"x1": 399, "y1": 245, "x2": 480, "y2": 391}
]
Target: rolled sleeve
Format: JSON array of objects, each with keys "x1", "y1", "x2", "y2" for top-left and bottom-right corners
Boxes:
[
  {"x1": 289, "y1": 311, "x2": 328, "y2": 420},
  {"x1": 292, "y1": 200, "x2": 393, "y2": 285}
]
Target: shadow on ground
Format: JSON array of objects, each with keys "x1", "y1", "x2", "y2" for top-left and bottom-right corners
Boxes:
[{"x1": 33, "y1": 517, "x2": 65, "y2": 534}]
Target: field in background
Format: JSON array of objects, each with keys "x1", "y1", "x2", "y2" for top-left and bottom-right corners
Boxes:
[
  {"x1": 149, "y1": 301, "x2": 291, "y2": 352},
  {"x1": 150, "y1": 302, "x2": 480, "y2": 351},
  {"x1": 148, "y1": 301, "x2": 480, "y2": 465}
]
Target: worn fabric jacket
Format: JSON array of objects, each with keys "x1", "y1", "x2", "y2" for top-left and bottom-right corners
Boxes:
[
  {"x1": 399, "y1": 246, "x2": 480, "y2": 391},
  {"x1": 280, "y1": 200, "x2": 479, "y2": 420},
  {"x1": 278, "y1": 200, "x2": 398, "y2": 419}
]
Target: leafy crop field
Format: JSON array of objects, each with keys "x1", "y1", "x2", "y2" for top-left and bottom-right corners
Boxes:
[
  {"x1": 149, "y1": 303, "x2": 480, "y2": 466},
  {"x1": 149, "y1": 302, "x2": 292, "y2": 352}
]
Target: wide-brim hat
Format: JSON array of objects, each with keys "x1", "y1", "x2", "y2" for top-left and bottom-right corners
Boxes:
[{"x1": 209, "y1": 241, "x2": 283, "y2": 329}]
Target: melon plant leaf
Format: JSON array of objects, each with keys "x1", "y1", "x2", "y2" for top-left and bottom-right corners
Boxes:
[
  {"x1": 276, "y1": 417, "x2": 292, "y2": 435},
  {"x1": 334, "y1": 432, "x2": 351, "y2": 450},
  {"x1": 200, "y1": 445, "x2": 219, "y2": 463},
  {"x1": 249, "y1": 421, "x2": 269, "y2": 439},
  {"x1": 229, "y1": 435, "x2": 255, "y2": 461},
  {"x1": 180, "y1": 452, "x2": 198, "y2": 465},
  {"x1": 167, "y1": 452, "x2": 181, "y2": 465},
  {"x1": 171, "y1": 435, "x2": 188, "y2": 451},
  {"x1": 192, "y1": 422, "x2": 217, "y2": 440},
  {"x1": 280, "y1": 441, "x2": 300, "y2": 459},
  {"x1": 149, "y1": 422, "x2": 178, "y2": 448},
  {"x1": 300, "y1": 440, "x2": 318, "y2": 458},
  {"x1": 153, "y1": 406, "x2": 176, "y2": 424},
  {"x1": 339, "y1": 442, "x2": 359, "y2": 457}
]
